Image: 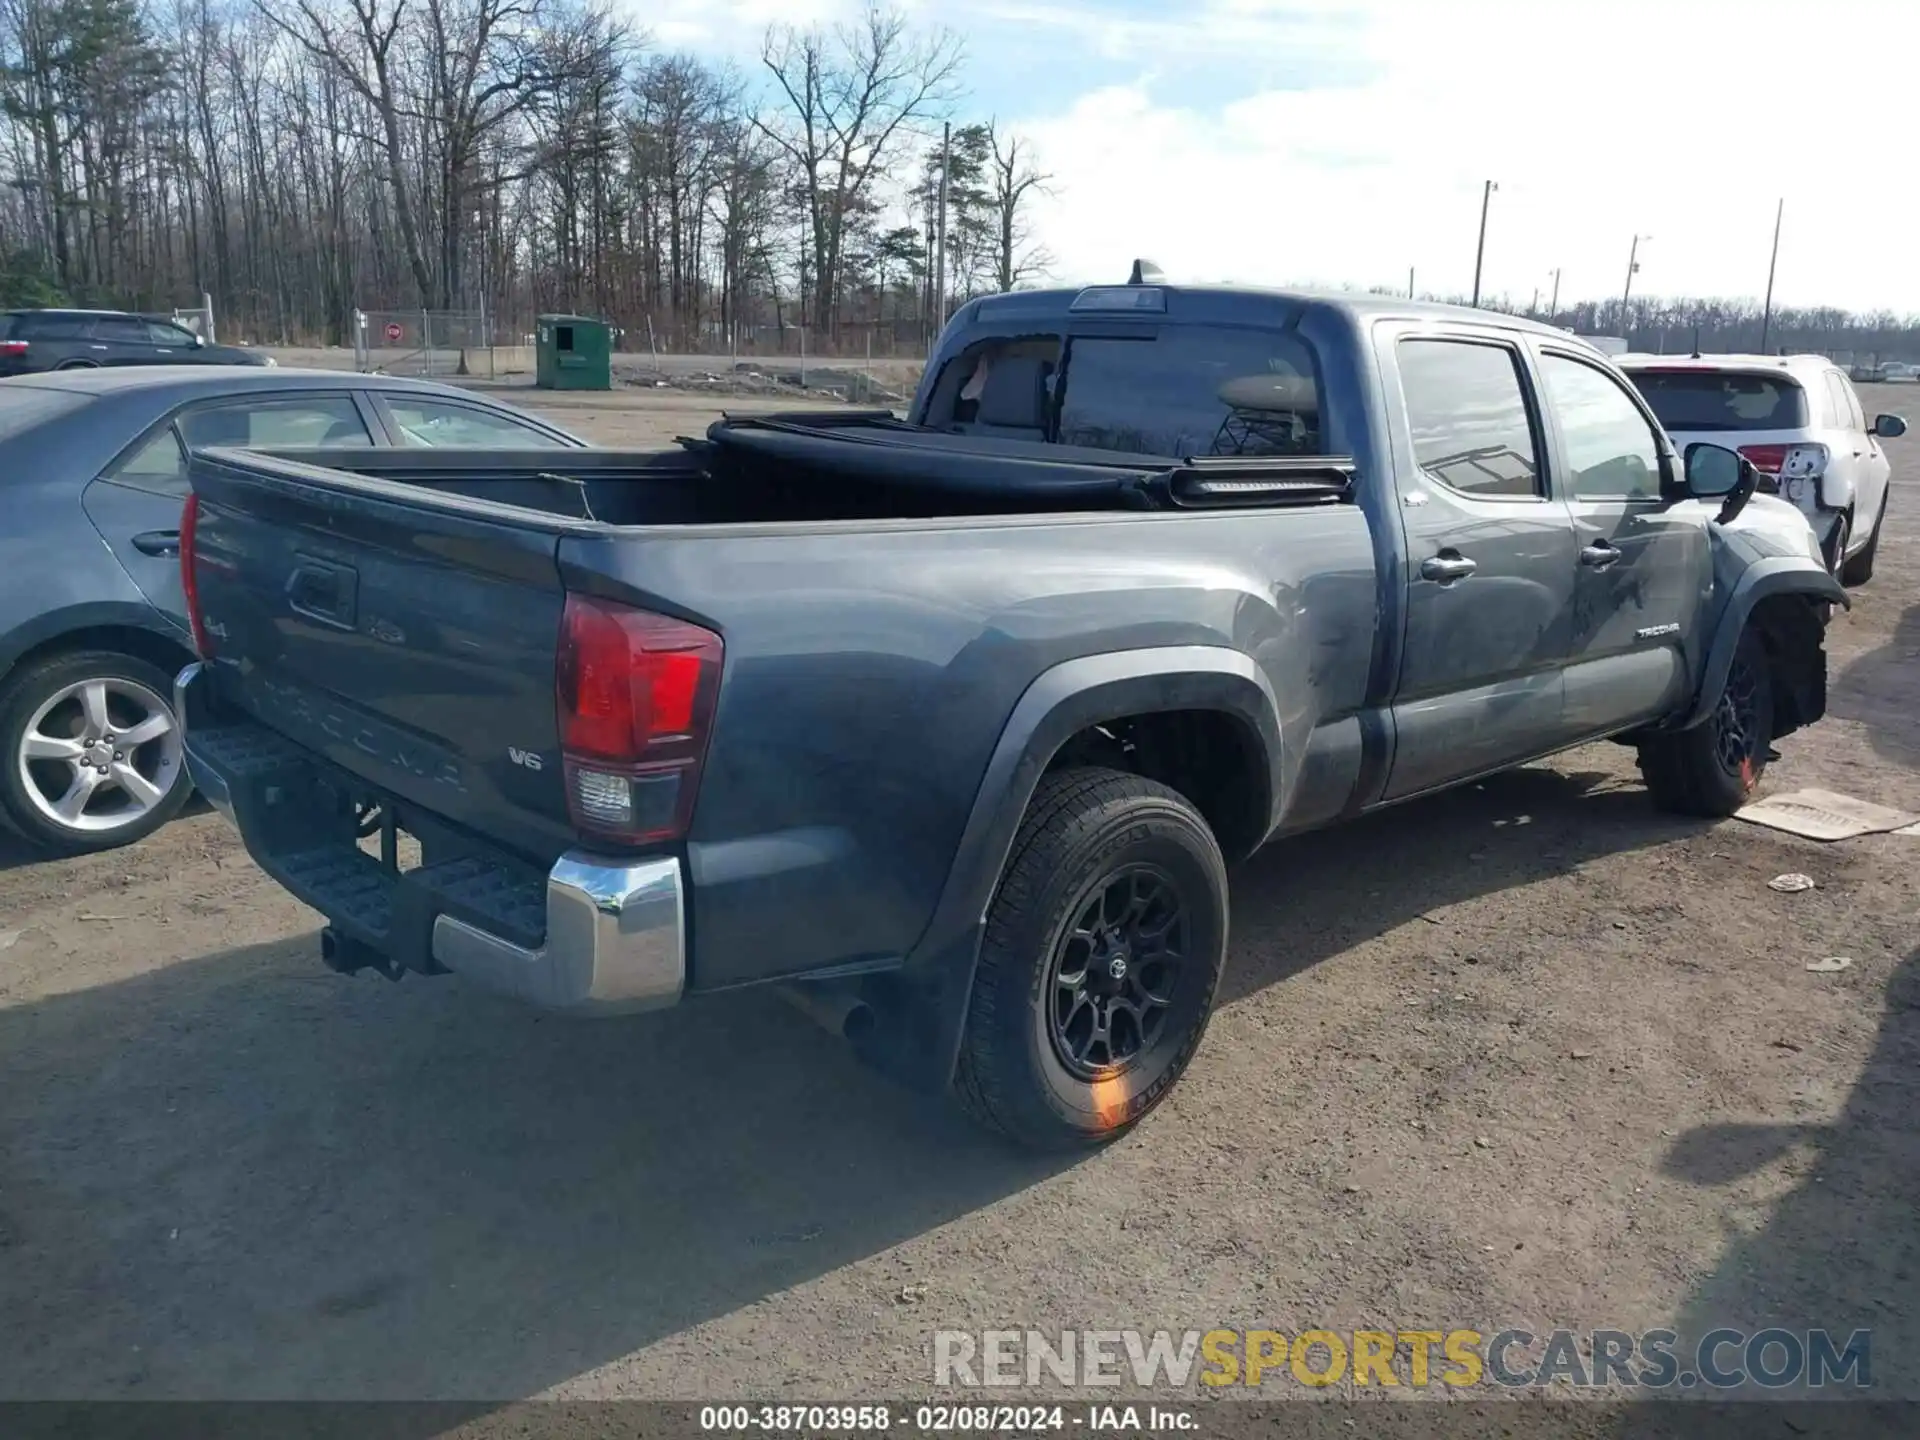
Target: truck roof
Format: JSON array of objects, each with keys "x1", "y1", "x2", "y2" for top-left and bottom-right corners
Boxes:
[
  {"x1": 1614, "y1": 353, "x2": 1832, "y2": 374},
  {"x1": 953, "y1": 281, "x2": 1588, "y2": 346}
]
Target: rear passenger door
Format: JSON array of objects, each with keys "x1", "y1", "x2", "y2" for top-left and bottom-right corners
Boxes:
[
  {"x1": 1379, "y1": 329, "x2": 1580, "y2": 800},
  {"x1": 1829, "y1": 370, "x2": 1890, "y2": 542},
  {"x1": 82, "y1": 393, "x2": 378, "y2": 629},
  {"x1": 1535, "y1": 347, "x2": 1700, "y2": 736},
  {"x1": 87, "y1": 315, "x2": 165, "y2": 368}
]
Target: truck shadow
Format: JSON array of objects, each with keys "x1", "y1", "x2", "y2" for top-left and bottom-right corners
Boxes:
[
  {"x1": 1218, "y1": 757, "x2": 1703, "y2": 1006},
  {"x1": 0, "y1": 752, "x2": 1706, "y2": 1410},
  {"x1": 0, "y1": 945, "x2": 1061, "y2": 1406},
  {"x1": 1654, "y1": 943, "x2": 1920, "y2": 1399},
  {"x1": 1590, "y1": 945, "x2": 1920, "y2": 1437},
  {"x1": 1829, "y1": 600, "x2": 1920, "y2": 770}
]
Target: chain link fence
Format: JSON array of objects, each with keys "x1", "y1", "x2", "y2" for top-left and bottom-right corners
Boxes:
[{"x1": 353, "y1": 308, "x2": 515, "y2": 378}]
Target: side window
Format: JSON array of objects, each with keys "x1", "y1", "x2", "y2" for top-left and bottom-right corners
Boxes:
[
  {"x1": 92, "y1": 317, "x2": 153, "y2": 344},
  {"x1": 146, "y1": 321, "x2": 195, "y2": 346},
  {"x1": 103, "y1": 427, "x2": 189, "y2": 497},
  {"x1": 179, "y1": 396, "x2": 372, "y2": 450},
  {"x1": 1396, "y1": 339, "x2": 1542, "y2": 498},
  {"x1": 20, "y1": 313, "x2": 93, "y2": 340},
  {"x1": 1539, "y1": 353, "x2": 1664, "y2": 500},
  {"x1": 1838, "y1": 376, "x2": 1867, "y2": 432},
  {"x1": 381, "y1": 397, "x2": 566, "y2": 448},
  {"x1": 1824, "y1": 373, "x2": 1856, "y2": 432}
]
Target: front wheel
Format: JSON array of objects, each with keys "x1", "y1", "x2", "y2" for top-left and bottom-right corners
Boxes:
[
  {"x1": 954, "y1": 767, "x2": 1229, "y2": 1150},
  {"x1": 0, "y1": 650, "x2": 192, "y2": 854},
  {"x1": 1636, "y1": 626, "x2": 1775, "y2": 818}
]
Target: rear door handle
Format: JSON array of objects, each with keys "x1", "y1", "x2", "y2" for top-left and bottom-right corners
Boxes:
[
  {"x1": 1579, "y1": 541, "x2": 1622, "y2": 569},
  {"x1": 1419, "y1": 552, "x2": 1477, "y2": 583},
  {"x1": 131, "y1": 529, "x2": 180, "y2": 557}
]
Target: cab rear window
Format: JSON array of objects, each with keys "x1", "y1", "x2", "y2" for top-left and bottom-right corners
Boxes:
[
  {"x1": 1058, "y1": 328, "x2": 1323, "y2": 458},
  {"x1": 924, "y1": 325, "x2": 1324, "y2": 459},
  {"x1": 1625, "y1": 370, "x2": 1809, "y2": 432}
]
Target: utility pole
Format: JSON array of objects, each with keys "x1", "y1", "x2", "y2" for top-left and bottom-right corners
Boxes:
[
  {"x1": 1530, "y1": 287, "x2": 1539, "y2": 316},
  {"x1": 1470, "y1": 180, "x2": 1497, "y2": 308},
  {"x1": 1622, "y1": 234, "x2": 1650, "y2": 333},
  {"x1": 1760, "y1": 198, "x2": 1784, "y2": 355},
  {"x1": 1548, "y1": 268, "x2": 1561, "y2": 317},
  {"x1": 933, "y1": 122, "x2": 951, "y2": 341},
  {"x1": 1408, "y1": 266, "x2": 1415, "y2": 299}
]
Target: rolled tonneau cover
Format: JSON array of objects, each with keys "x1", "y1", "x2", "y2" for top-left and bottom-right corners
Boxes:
[{"x1": 703, "y1": 412, "x2": 1355, "y2": 510}]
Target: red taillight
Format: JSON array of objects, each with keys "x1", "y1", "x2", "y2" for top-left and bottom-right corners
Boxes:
[
  {"x1": 1737, "y1": 444, "x2": 1789, "y2": 474},
  {"x1": 555, "y1": 592, "x2": 723, "y2": 844},
  {"x1": 179, "y1": 492, "x2": 216, "y2": 658},
  {"x1": 0, "y1": 340, "x2": 27, "y2": 357}
]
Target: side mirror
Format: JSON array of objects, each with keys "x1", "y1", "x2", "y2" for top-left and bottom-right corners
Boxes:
[
  {"x1": 1684, "y1": 441, "x2": 1757, "y2": 525},
  {"x1": 1872, "y1": 413, "x2": 1907, "y2": 439},
  {"x1": 1683, "y1": 442, "x2": 1743, "y2": 497},
  {"x1": 191, "y1": 333, "x2": 206, "y2": 348}
]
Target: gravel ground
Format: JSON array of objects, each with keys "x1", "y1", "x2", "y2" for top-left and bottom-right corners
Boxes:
[{"x1": 0, "y1": 386, "x2": 1915, "y2": 1413}]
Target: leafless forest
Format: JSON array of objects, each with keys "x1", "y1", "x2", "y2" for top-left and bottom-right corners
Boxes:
[
  {"x1": 0, "y1": 0, "x2": 1051, "y2": 353},
  {"x1": 4, "y1": 0, "x2": 1920, "y2": 360}
]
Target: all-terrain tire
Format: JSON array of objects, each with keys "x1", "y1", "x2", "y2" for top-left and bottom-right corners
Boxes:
[
  {"x1": 1636, "y1": 626, "x2": 1775, "y2": 818},
  {"x1": 953, "y1": 766, "x2": 1229, "y2": 1150}
]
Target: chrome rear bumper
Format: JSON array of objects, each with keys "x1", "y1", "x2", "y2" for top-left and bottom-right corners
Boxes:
[
  {"x1": 176, "y1": 660, "x2": 685, "y2": 1014},
  {"x1": 430, "y1": 854, "x2": 684, "y2": 1013}
]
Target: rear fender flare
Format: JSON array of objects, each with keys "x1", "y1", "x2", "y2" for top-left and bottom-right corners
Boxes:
[
  {"x1": 1680, "y1": 560, "x2": 1846, "y2": 731},
  {"x1": 860, "y1": 646, "x2": 1283, "y2": 1093}
]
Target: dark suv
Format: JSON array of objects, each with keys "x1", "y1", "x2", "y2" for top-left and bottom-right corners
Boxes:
[{"x1": 0, "y1": 309, "x2": 273, "y2": 376}]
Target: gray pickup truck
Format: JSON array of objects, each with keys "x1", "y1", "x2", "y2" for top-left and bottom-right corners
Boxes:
[{"x1": 175, "y1": 280, "x2": 1845, "y2": 1149}]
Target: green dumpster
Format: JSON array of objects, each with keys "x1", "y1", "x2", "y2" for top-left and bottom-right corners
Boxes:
[{"x1": 535, "y1": 313, "x2": 613, "y2": 391}]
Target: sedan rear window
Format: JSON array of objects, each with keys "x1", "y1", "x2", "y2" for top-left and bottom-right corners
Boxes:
[
  {"x1": 0, "y1": 387, "x2": 91, "y2": 443},
  {"x1": 1625, "y1": 370, "x2": 1809, "y2": 432}
]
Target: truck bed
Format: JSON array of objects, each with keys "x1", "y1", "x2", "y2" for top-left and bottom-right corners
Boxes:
[
  {"x1": 247, "y1": 411, "x2": 1355, "y2": 527},
  {"x1": 183, "y1": 419, "x2": 1378, "y2": 1000}
]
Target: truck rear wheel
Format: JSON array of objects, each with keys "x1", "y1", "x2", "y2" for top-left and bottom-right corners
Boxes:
[
  {"x1": 1636, "y1": 626, "x2": 1775, "y2": 818},
  {"x1": 954, "y1": 767, "x2": 1228, "y2": 1150}
]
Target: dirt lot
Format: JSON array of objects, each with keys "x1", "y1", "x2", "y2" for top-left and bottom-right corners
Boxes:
[{"x1": 1, "y1": 386, "x2": 1917, "y2": 1407}]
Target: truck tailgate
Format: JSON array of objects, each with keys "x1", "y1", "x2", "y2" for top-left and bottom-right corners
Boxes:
[{"x1": 187, "y1": 449, "x2": 577, "y2": 860}]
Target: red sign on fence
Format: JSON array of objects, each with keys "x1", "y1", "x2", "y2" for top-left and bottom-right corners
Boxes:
[{"x1": 384, "y1": 322, "x2": 404, "y2": 343}]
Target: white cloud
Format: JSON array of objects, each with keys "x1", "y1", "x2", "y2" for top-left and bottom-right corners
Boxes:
[
  {"x1": 1008, "y1": 0, "x2": 1920, "y2": 313},
  {"x1": 639, "y1": 0, "x2": 853, "y2": 55}
]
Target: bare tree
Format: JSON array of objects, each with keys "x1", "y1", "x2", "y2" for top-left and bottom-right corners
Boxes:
[
  {"x1": 987, "y1": 121, "x2": 1049, "y2": 292},
  {"x1": 757, "y1": 4, "x2": 960, "y2": 336},
  {"x1": 258, "y1": 0, "x2": 434, "y2": 301}
]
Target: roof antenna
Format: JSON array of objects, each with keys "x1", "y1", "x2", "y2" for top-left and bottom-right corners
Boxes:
[{"x1": 1129, "y1": 258, "x2": 1165, "y2": 285}]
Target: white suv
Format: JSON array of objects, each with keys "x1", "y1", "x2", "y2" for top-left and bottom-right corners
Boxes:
[{"x1": 1618, "y1": 354, "x2": 1907, "y2": 584}]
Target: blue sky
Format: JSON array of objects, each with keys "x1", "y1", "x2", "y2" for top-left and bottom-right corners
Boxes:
[{"x1": 653, "y1": 0, "x2": 1920, "y2": 314}]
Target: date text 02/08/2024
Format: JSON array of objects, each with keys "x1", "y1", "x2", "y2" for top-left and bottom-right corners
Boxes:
[{"x1": 696, "y1": 1404, "x2": 1193, "y2": 1434}]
